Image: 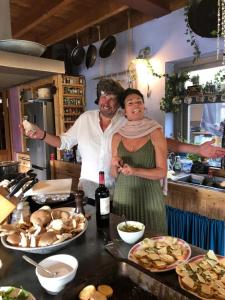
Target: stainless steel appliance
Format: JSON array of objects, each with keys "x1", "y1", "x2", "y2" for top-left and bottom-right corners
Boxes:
[{"x1": 25, "y1": 100, "x2": 56, "y2": 180}]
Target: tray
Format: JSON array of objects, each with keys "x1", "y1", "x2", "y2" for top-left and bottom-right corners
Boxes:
[
  {"x1": 177, "y1": 254, "x2": 225, "y2": 300},
  {"x1": 128, "y1": 236, "x2": 191, "y2": 272}
]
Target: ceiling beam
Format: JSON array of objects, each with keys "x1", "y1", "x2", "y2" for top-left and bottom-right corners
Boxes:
[
  {"x1": 116, "y1": 0, "x2": 169, "y2": 18},
  {"x1": 42, "y1": 2, "x2": 128, "y2": 46},
  {"x1": 14, "y1": 0, "x2": 74, "y2": 38}
]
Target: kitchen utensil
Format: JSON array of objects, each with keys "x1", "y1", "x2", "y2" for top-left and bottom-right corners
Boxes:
[
  {"x1": 122, "y1": 214, "x2": 128, "y2": 228},
  {"x1": 188, "y1": 0, "x2": 218, "y2": 38},
  {"x1": 7, "y1": 176, "x2": 33, "y2": 198},
  {"x1": 0, "y1": 161, "x2": 19, "y2": 181},
  {"x1": 85, "y1": 28, "x2": 97, "y2": 69},
  {"x1": 23, "y1": 255, "x2": 57, "y2": 277},
  {"x1": 99, "y1": 35, "x2": 116, "y2": 58},
  {"x1": 71, "y1": 35, "x2": 85, "y2": 66},
  {"x1": 86, "y1": 44, "x2": 97, "y2": 69},
  {"x1": 0, "y1": 39, "x2": 46, "y2": 56}
]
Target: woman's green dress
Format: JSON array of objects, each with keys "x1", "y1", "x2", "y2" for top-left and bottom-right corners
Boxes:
[{"x1": 113, "y1": 139, "x2": 167, "y2": 234}]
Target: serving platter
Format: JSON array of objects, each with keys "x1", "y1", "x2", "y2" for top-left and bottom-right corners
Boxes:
[
  {"x1": 0, "y1": 39, "x2": 46, "y2": 56},
  {"x1": 176, "y1": 251, "x2": 225, "y2": 300},
  {"x1": 1, "y1": 207, "x2": 88, "y2": 254},
  {"x1": 128, "y1": 236, "x2": 191, "y2": 272},
  {"x1": 0, "y1": 286, "x2": 36, "y2": 300}
]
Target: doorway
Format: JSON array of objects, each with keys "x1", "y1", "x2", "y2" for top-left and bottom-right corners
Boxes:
[{"x1": 0, "y1": 91, "x2": 11, "y2": 161}]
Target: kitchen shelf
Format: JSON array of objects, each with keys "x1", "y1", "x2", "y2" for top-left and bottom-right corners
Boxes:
[
  {"x1": 63, "y1": 105, "x2": 83, "y2": 108},
  {"x1": 60, "y1": 75, "x2": 85, "y2": 133},
  {"x1": 63, "y1": 93, "x2": 83, "y2": 97},
  {"x1": 62, "y1": 83, "x2": 83, "y2": 87}
]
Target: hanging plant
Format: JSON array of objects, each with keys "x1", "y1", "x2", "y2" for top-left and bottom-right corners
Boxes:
[{"x1": 184, "y1": 1, "x2": 201, "y2": 63}]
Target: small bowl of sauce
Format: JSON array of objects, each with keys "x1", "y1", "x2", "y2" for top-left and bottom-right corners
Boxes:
[
  {"x1": 36, "y1": 254, "x2": 78, "y2": 295},
  {"x1": 117, "y1": 221, "x2": 145, "y2": 244}
]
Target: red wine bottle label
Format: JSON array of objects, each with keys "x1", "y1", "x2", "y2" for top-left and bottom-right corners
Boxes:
[{"x1": 100, "y1": 197, "x2": 110, "y2": 215}]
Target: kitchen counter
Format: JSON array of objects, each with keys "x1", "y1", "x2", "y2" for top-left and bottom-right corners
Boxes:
[{"x1": 0, "y1": 205, "x2": 205, "y2": 300}]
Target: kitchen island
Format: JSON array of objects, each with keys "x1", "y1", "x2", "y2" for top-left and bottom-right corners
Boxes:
[{"x1": 0, "y1": 204, "x2": 204, "y2": 300}]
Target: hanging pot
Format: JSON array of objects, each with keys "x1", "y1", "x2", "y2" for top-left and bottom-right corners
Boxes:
[
  {"x1": 71, "y1": 35, "x2": 85, "y2": 66},
  {"x1": 86, "y1": 44, "x2": 97, "y2": 69},
  {"x1": 188, "y1": 0, "x2": 218, "y2": 38},
  {"x1": 99, "y1": 35, "x2": 116, "y2": 58}
]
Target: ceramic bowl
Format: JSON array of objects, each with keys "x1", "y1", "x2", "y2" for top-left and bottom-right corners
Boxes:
[
  {"x1": 117, "y1": 221, "x2": 145, "y2": 244},
  {"x1": 35, "y1": 254, "x2": 78, "y2": 295}
]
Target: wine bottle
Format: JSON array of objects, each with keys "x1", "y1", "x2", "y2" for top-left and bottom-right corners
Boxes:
[
  {"x1": 95, "y1": 171, "x2": 110, "y2": 227},
  {"x1": 221, "y1": 125, "x2": 225, "y2": 169}
]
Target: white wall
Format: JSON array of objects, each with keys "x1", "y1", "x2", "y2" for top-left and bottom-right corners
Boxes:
[{"x1": 76, "y1": 8, "x2": 218, "y2": 126}]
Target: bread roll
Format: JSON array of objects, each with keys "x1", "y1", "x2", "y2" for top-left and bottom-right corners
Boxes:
[
  {"x1": 79, "y1": 285, "x2": 96, "y2": 300},
  {"x1": 90, "y1": 291, "x2": 107, "y2": 300},
  {"x1": 97, "y1": 285, "x2": 113, "y2": 297}
]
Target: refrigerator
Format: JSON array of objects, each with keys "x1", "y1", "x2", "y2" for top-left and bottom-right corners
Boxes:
[{"x1": 25, "y1": 100, "x2": 56, "y2": 180}]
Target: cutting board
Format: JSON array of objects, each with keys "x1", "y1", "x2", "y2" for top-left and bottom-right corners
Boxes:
[{"x1": 25, "y1": 179, "x2": 72, "y2": 195}]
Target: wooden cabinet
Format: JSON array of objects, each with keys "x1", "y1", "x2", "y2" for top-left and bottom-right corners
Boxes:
[{"x1": 50, "y1": 160, "x2": 81, "y2": 192}]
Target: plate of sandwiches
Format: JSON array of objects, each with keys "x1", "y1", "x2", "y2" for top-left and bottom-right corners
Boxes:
[
  {"x1": 176, "y1": 250, "x2": 225, "y2": 299},
  {"x1": 128, "y1": 236, "x2": 191, "y2": 272}
]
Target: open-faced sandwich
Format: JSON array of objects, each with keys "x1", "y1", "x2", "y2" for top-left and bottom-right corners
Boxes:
[
  {"x1": 129, "y1": 236, "x2": 191, "y2": 272},
  {"x1": 176, "y1": 250, "x2": 225, "y2": 299}
]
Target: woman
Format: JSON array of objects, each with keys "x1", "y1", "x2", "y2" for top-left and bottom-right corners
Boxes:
[{"x1": 111, "y1": 88, "x2": 168, "y2": 234}]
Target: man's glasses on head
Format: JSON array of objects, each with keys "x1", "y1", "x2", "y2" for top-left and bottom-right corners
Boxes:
[{"x1": 100, "y1": 91, "x2": 118, "y2": 102}]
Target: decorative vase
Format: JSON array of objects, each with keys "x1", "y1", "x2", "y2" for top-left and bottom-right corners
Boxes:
[{"x1": 164, "y1": 112, "x2": 174, "y2": 138}]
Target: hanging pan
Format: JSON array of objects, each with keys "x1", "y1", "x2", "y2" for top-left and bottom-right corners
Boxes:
[
  {"x1": 188, "y1": 0, "x2": 219, "y2": 38},
  {"x1": 86, "y1": 28, "x2": 97, "y2": 69},
  {"x1": 99, "y1": 35, "x2": 116, "y2": 58},
  {"x1": 71, "y1": 34, "x2": 85, "y2": 66}
]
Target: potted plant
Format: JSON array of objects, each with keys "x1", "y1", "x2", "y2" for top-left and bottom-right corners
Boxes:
[
  {"x1": 160, "y1": 72, "x2": 190, "y2": 113},
  {"x1": 214, "y1": 69, "x2": 225, "y2": 93}
]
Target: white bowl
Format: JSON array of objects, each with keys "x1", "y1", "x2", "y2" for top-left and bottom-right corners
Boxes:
[
  {"x1": 35, "y1": 254, "x2": 78, "y2": 295},
  {"x1": 117, "y1": 221, "x2": 145, "y2": 244}
]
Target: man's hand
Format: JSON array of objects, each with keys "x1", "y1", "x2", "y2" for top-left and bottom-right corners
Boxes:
[
  {"x1": 22, "y1": 121, "x2": 45, "y2": 140},
  {"x1": 199, "y1": 139, "x2": 225, "y2": 158}
]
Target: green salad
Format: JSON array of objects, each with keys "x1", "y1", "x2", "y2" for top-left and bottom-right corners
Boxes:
[{"x1": 0, "y1": 287, "x2": 30, "y2": 300}]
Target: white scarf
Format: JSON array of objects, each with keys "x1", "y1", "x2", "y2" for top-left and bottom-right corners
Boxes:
[{"x1": 118, "y1": 117, "x2": 162, "y2": 138}]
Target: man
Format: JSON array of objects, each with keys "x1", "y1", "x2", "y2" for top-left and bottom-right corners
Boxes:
[{"x1": 24, "y1": 79, "x2": 225, "y2": 199}]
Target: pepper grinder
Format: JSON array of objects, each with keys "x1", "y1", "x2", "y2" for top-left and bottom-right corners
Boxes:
[{"x1": 74, "y1": 190, "x2": 85, "y2": 215}]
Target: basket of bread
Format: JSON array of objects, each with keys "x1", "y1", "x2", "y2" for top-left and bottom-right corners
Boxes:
[
  {"x1": 176, "y1": 250, "x2": 225, "y2": 299},
  {"x1": 0, "y1": 206, "x2": 87, "y2": 254},
  {"x1": 128, "y1": 236, "x2": 191, "y2": 272}
]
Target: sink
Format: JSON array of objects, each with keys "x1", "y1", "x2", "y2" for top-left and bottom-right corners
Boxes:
[{"x1": 172, "y1": 173, "x2": 225, "y2": 191}]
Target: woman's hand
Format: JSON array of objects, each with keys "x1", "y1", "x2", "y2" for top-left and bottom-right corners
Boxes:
[
  {"x1": 111, "y1": 156, "x2": 123, "y2": 177},
  {"x1": 120, "y1": 163, "x2": 135, "y2": 176}
]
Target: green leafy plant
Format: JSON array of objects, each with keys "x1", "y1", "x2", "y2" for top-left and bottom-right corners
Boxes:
[
  {"x1": 214, "y1": 69, "x2": 225, "y2": 92},
  {"x1": 160, "y1": 72, "x2": 190, "y2": 113},
  {"x1": 184, "y1": 2, "x2": 201, "y2": 63},
  {"x1": 190, "y1": 75, "x2": 200, "y2": 85}
]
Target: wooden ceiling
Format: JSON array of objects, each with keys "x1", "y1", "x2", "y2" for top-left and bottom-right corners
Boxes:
[{"x1": 10, "y1": 0, "x2": 187, "y2": 49}]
